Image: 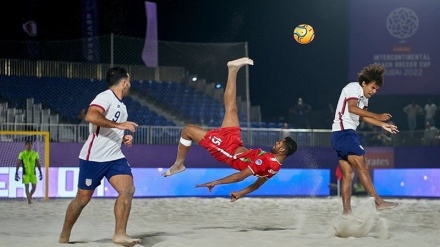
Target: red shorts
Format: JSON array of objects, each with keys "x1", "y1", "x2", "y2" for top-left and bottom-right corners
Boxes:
[{"x1": 198, "y1": 127, "x2": 244, "y2": 166}]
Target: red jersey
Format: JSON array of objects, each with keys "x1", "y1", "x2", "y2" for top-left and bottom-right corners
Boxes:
[{"x1": 198, "y1": 127, "x2": 281, "y2": 179}]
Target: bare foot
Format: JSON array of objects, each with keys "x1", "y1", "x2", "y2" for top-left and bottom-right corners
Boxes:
[
  {"x1": 162, "y1": 164, "x2": 186, "y2": 177},
  {"x1": 112, "y1": 235, "x2": 140, "y2": 247},
  {"x1": 227, "y1": 57, "x2": 254, "y2": 68},
  {"x1": 342, "y1": 209, "x2": 352, "y2": 216},
  {"x1": 58, "y1": 234, "x2": 70, "y2": 244},
  {"x1": 376, "y1": 200, "x2": 398, "y2": 210}
]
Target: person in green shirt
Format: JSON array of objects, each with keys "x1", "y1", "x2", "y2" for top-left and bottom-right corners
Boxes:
[{"x1": 15, "y1": 140, "x2": 42, "y2": 204}]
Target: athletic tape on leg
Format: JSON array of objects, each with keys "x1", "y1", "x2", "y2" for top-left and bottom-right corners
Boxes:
[{"x1": 180, "y1": 137, "x2": 192, "y2": 147}]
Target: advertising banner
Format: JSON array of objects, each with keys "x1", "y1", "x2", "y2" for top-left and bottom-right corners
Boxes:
[{"x1": 349, "y1": 0, "x2": 440, "y2": 94}]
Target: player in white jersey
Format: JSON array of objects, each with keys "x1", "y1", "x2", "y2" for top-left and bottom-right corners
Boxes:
[
  {"x1": 331, "y1": 64, "x2": 399, "y2": 215},
  {"x1": 59, "y1": 67, "x2": 140, "y2": 246},
  {"x1": 79, "y1": 89, "x2": 129, "y2": 161}
]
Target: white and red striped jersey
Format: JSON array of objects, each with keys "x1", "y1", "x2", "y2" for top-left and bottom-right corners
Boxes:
[
  {"x1": 332, "y1": 82, "x2": 368, "y2": 131},
  {"x1": 79, "y1": 89, "x2": 128, "y2": 161}
]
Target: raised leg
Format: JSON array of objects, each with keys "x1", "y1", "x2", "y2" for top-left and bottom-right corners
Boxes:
[
  {"x1": 347, "y1": 155, "x2": 398, "y2": 210},
  {"x1": 222, "y1": 57, "x2": 253, "y2": 128},
  {"x1": 163, "y1": 57, "x2": 253, "y2": 178}
]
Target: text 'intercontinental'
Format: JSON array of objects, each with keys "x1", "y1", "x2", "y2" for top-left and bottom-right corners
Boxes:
[{"x1": 373, "y1": 53, "x2": 431, "y2": 76}]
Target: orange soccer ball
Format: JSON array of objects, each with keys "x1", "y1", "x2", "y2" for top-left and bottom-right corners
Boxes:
[{"x1": 293, "y1": 24, "x2": 315, "y2": 45}]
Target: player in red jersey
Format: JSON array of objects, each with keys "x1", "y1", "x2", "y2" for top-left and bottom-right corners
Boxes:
[{"x1": 162, "y1": 57, "x2": 298, "y2": 201}]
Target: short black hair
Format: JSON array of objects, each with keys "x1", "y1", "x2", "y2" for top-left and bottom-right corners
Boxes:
[
  {"x1": 284, "y1": 136, "x2": 298, "y2": 156},
  {"x1": 106, "y1": 66, "x2": 129, "y2": 87},
  {"x1": 357, "y1": 64, "x2": 385, "y2": 87},
  {"x1": 25, "y1": 140, "x2": 33, "y2": 145}
]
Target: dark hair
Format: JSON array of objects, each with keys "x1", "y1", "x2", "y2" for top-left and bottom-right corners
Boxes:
[
  {"x1": 25, "y1": 140, "x2": 33, "y2": 145},
  {"x1": 357, "y1": 64, "x2": 385, "y2": 87},
  {"x1": 106, "y1": 67, "x2": 129, "y2": 87},
  {"x1": 283, "y1": 136, "x2": 298, "y2": 156}
]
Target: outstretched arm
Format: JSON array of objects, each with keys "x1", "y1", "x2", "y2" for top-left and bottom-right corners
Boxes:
[
  {"x1": 195, "y1": 167, "x2": 254, "y2": 192},
  {"x1": 361, "y1": 117, "x2": 399, "y2": 134},
  {"x1": 230, "y1": 177, "x2": 268, "y2": 202},
  {"x1": 347, "y1": 99, "x2": 391, "y2": 122}
]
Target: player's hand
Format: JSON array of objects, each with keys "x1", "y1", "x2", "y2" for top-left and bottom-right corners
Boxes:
[
  {"x1": 376, "y1": 113, "x2": 392, "y2": 122},
  {"x1": 195, "y1": 182, "x2": 215, "y2": 192},
  {"x1": 230, "y1": 191, "x2": 242, "y2": 202},
  {"x1": 15, "y1": 173, "x2": 20, "y2": 181},
  {"x1": 39, "y1": 173, "x2": 43, "y2": 181},
  {"x1": 123, "y1": 135, "x2": 133, "y2": 147},
  {"x1": 381, "y1": 123, "x2": 399, "y2": 134},
  {"x1": 117, "y1": 121, "x2": 138, "y2": 133}
]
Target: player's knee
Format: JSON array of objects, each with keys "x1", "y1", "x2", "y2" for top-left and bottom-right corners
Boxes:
[
  {"x1": 75, "y1": 191, "x2": 93, "y2": 205},
  {"x1": 222, "y1": 108, "x2": 238, "y2": 121},
  {"x1": 343, "y1": 170, "x2": 354, "y2": 180},
  {"x1": 128, "y1": 185, "x2": 135, "y2": 196},
  {"x1": 226, "y1": 107, "x2": 238, "y2": 114},
  {"x1": 76, "y1": 195, "x2": 92, "y2": 206},
  {"x1": 183, "y1": 124, "x2": 197, "y2": 132},
  {"x1": 182, "y1": 124, "x2": 198, "y2": 138},
  {"x1": 120, "y1": 185, "x2": 135, "y2": 198}
]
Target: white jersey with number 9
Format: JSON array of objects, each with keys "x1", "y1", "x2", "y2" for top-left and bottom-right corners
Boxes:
[{"x1": 79, "y1": 89, "x2": 128, "y2": 162}]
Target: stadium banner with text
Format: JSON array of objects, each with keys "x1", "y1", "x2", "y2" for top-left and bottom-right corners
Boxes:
[
  {"x1": 0, "y1": 168, "x2": 330, "y2": 198},
  {"x1": 349, "y1": 0, "x2": 440, "y2": 94},
  {"x1": 364, "y1": 147, "x2": 394, "y2": 169}
]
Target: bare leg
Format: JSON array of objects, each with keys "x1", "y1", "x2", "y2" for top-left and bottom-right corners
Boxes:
[
  {"x1": 222, "y1": 57, "x2": 253, "y2": 128},
  {"x1": 24, "y1": 184, "x2": 32, "y2": 204},
  {"x1": 163, "y1": 124, "x2": 208, "y2": 177},
  {"x1": 30, "y1": 183, "x2": 37, "y2": 197},
  {"x1": 347, "y1": 155, "x2": 398, "y2": 210},
  {"x1": 59, "y1": 189, "x2": 94, "y2": 243},
  {"x1": 109, "y1": 175, "x2": 140, "y2": 247},
  {"x1": 339, "y1": 160, "x2": 354, "y2": 215},
  {"x1": 163, "y1": 57, "x2": 253, "y2": 177}
]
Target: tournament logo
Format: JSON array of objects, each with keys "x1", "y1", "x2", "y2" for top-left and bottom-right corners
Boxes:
[
  {"x1": 255, "y1": 159, "x2": 262, "y2": 166},
  {"x1": 386, "y1": 8, "x2": 418, "y2": 41},
  {"x1": 85, "y1": 178, "x2": 92, "y2": 186}
]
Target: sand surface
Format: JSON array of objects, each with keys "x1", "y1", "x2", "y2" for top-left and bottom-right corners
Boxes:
[{"x1": 1, "y1": 196, "x2": 439, "y2": 247}]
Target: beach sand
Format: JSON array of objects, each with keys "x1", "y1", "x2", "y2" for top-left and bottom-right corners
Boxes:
[{"x1": 0, "y1": 196, "x2": 439, "y2": 247}]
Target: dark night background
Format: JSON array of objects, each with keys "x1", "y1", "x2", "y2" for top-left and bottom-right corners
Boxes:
[{"x1": 1, "y1": 0, "x2": 360, "y2": 125}]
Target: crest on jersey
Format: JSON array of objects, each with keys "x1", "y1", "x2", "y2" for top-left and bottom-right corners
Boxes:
[
  {"x1": 255, "y1": 159, "x2": 262, "y2": 165},
  {"x1": 85, "y1": 179, "x2": 92, "y2": 186}
]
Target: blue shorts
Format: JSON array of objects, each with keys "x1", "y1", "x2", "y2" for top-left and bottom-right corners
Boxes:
[
  {"x1": 78, "y1": 158, "x2": 133, "y2": 190},
  {"x1": 331, "y1": 129, "x2": 365, "y2": 160}
]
